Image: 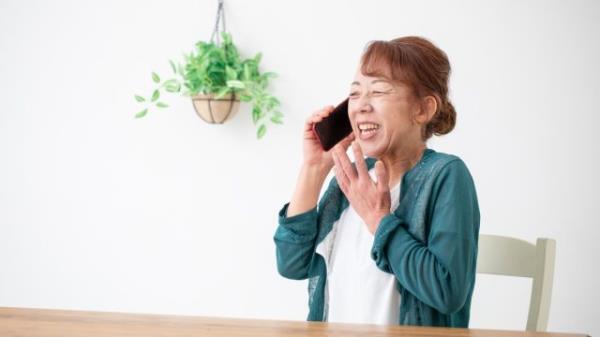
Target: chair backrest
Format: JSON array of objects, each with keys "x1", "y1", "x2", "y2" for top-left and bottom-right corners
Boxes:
[{"x1": 476, "y1": 234, "x2": 556, "y2": 332}]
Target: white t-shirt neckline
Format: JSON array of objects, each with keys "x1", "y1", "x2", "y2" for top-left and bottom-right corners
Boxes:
[{"x1": 316, "y1": 168, "x2": 402, "y2": 325}]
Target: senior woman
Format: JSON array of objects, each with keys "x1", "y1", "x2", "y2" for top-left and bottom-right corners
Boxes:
[{"x1": 274, "y1": 36, "x2": 480, "y2": 328}]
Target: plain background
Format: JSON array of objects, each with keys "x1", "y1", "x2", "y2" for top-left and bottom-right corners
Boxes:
[{"x1": 1, "y1": 0, "x2": 598, "y2": 335}]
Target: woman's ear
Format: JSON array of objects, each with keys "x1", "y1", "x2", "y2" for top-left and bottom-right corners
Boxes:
[{"x1": 414, "y1": 95, "x2": 438, "y2": 125}]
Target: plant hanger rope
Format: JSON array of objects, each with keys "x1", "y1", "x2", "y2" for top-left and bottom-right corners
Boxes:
[
  {"x1": 192, "y1": 0, "x2": 236, "y2": 124},
  {"x1": 210, "y1": 0, "x2": 226, "y2": 45}
]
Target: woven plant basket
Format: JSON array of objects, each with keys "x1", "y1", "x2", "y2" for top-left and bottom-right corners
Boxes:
[{"x1": 191, "y1": 93, "x2": 240, "y2": 124}]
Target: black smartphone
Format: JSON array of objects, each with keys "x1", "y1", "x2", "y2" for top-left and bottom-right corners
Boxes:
[{"x1": 312, "y1": 98, "x2": 352, "y2": 152}]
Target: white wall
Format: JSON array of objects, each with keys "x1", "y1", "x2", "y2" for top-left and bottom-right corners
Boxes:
[{"x1": 1, "y1": 0, "x2": 598, "y2": 335}]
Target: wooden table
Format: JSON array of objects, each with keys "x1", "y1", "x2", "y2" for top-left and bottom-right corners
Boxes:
[{"x1": 0, "y1": 307, "x2": 589, "y2": 337}]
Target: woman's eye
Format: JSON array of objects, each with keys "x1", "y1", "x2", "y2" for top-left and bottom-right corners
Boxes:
[{"x1": 349, "y1": 92, "x2": 359, "y2": 97}]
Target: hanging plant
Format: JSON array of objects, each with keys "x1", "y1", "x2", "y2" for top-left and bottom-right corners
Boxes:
[{"x1": 133, "y1": 1, "x2": 283, "y2": 139}]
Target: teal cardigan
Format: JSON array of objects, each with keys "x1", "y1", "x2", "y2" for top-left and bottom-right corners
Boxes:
[{"x1": 274, "y1": 148, "x2": 480, "y2": 327}]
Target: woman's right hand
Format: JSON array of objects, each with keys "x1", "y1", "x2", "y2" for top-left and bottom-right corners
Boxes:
[{"x1": 302, "y1": 105, "x2": 355, "y2": 172}]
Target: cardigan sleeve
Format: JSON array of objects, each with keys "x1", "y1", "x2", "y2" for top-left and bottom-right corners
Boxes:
[
  {"x1": 273, "y1": 177, "x2": 337, "y2": 280},
  {"x1": 371, "y1": 159, "x2": 480, "y2": 314},
  {"x1": 273, "y1": 202, "x2": 318, "y2": 280}
]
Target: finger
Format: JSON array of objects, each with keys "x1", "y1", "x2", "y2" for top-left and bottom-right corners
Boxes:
[
  {"x1": 307, "y1": 105, "x2": 336, "y2": 126},
  {"x1": 309, "y1": 112, "x2": 325, "y2": 122},
  {"x1": 304, "y1": 118, "x2": 318, "y2": 130},
  {"x1": 332, "y1": 152, "x2": 349, "y2": 192},
  {"x1": 316, "y1": 106, "x2": 332, "y2": 114},
  {"x1": 333, "y1": 144, "x2": 357, "y2": 182},
  {"x1": 304, "y1": 115, "x2": 325, "y2": 133},
  {"x1": 333, "y1": 166, "x2": 348, "y2": 196},
  {"x1": 352, "y1": 141, "x2": 369, "y2": 179},
  {"x1": 375, "y1": 160, "x2": 390, "y2": 193},
  {"x1": 304, "y1": 121, "x2": 319, "y2": 135},
  {"x1": 306, "y1": 106, "x2": 332, "y2": 124},
  {"x1": 310, "y1": 116, "x2": 323, "y2": 124},
  {"x1": 339, "y1": 132, "x2": 356, "y2": 150},
  {"x1": 319, "y1": 106, "x2": 335, "y2": 117}
]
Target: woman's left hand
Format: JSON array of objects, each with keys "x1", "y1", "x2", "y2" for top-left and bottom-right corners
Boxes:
[{"x1": 332, "y1": 141, "x2": 392, "y2": 235}]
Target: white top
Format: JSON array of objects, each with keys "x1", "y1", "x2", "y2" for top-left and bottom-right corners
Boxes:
[{"x1": 320, "y1": 168, "x2": 402, "y2": 325}]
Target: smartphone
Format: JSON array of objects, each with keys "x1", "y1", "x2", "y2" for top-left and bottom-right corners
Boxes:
[{"x1": 312, "y1": 98, "x2": 352, "y2": 152}]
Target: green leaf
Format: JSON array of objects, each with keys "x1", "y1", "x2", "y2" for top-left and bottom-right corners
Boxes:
[
  {"x1": 240, "y1": 94, "x2": 252, "y2": 102},
  {"x1": 254, "y1": 52, "x2": 262, "y2": 64},
  {"x1": 151, "y1": 89, "x2": 160, "y2": 102},
  {"x1": 225, "y1": 66, "x2": 237, "y2": 81},
  {"x1": 156, "y1": 102, "x2": 169, "y2": 108},
  {"x1": 165, "y1": 83, "x2": 181, "y2": 93},
  {"x1": 270, "y1": 115, "x2": 283, "y2": 124},
  {"x1": 222, "y1": 31, "x2": 232, "y2": 45},
  {"x1": 252, "y1": 106, "x2": 261, "y2": 124},
  {"x1": 265, "y1": 96, "x2": 280, "y2": 109},
  {"x1": 214, "y1": 86, "x2": 230, "y2": 99},
  {"x1": 162, "y1": 79, "x2": 181, "y2": 93},
  {"x1": 243, "y1": 63, "x2": 251, "y2": 81},
  {"x1": 257, "y1": 124, "x2": 267, "y2": 139},
  {"x1": 169, "y1": 60, "x2": 176, "y2": 74},
  {"x1": 262, "y1": 72, "x2": 277, "y2": 80},
  {"x1": 152, "y1": 72, "x2": 160, "y2": 83},
  {"x1": 135, "y1": 108, "x2": 148, "y2": 118},
  {"x1": 226, "y1": 80, "x2": 245, "y2": 89},
  {"x1": 134, "y1": 95, "x2": 145, "y2": 102}
]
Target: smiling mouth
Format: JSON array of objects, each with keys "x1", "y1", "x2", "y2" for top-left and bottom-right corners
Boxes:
[{"x1": 358, "y1": 123, "x2": 380, "y2": 140}]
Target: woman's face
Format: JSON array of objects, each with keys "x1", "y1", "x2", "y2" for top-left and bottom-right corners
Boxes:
[{"x1": 348, "y1": 68, "x2": 422, "y2": 159}]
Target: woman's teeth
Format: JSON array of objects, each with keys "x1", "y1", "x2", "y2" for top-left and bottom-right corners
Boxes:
[
  {"x1": 359, "y1": 123, "x2": 379, "y2": 131},
  {"x1": 358, "y1": 123, "x2": 380, "y2": 140}
]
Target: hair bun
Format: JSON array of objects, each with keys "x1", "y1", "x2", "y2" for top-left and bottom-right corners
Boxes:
[{"x1": 427, "y1": 100, "x2": 456, "y2": 136}]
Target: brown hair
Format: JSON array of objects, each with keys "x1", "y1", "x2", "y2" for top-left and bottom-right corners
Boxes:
[{"x1": 360, "y1": 36, "x2": 456, "y2": 140}]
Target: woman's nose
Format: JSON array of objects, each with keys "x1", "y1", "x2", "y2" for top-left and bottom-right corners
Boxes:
[{"x1": 356, "y1": 96, "x2": 373, "y2": 113}]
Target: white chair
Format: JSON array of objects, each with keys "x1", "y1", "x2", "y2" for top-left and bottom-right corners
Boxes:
[{"x1": 476, "y1": 234, "x2": 556, "y2": 332}]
